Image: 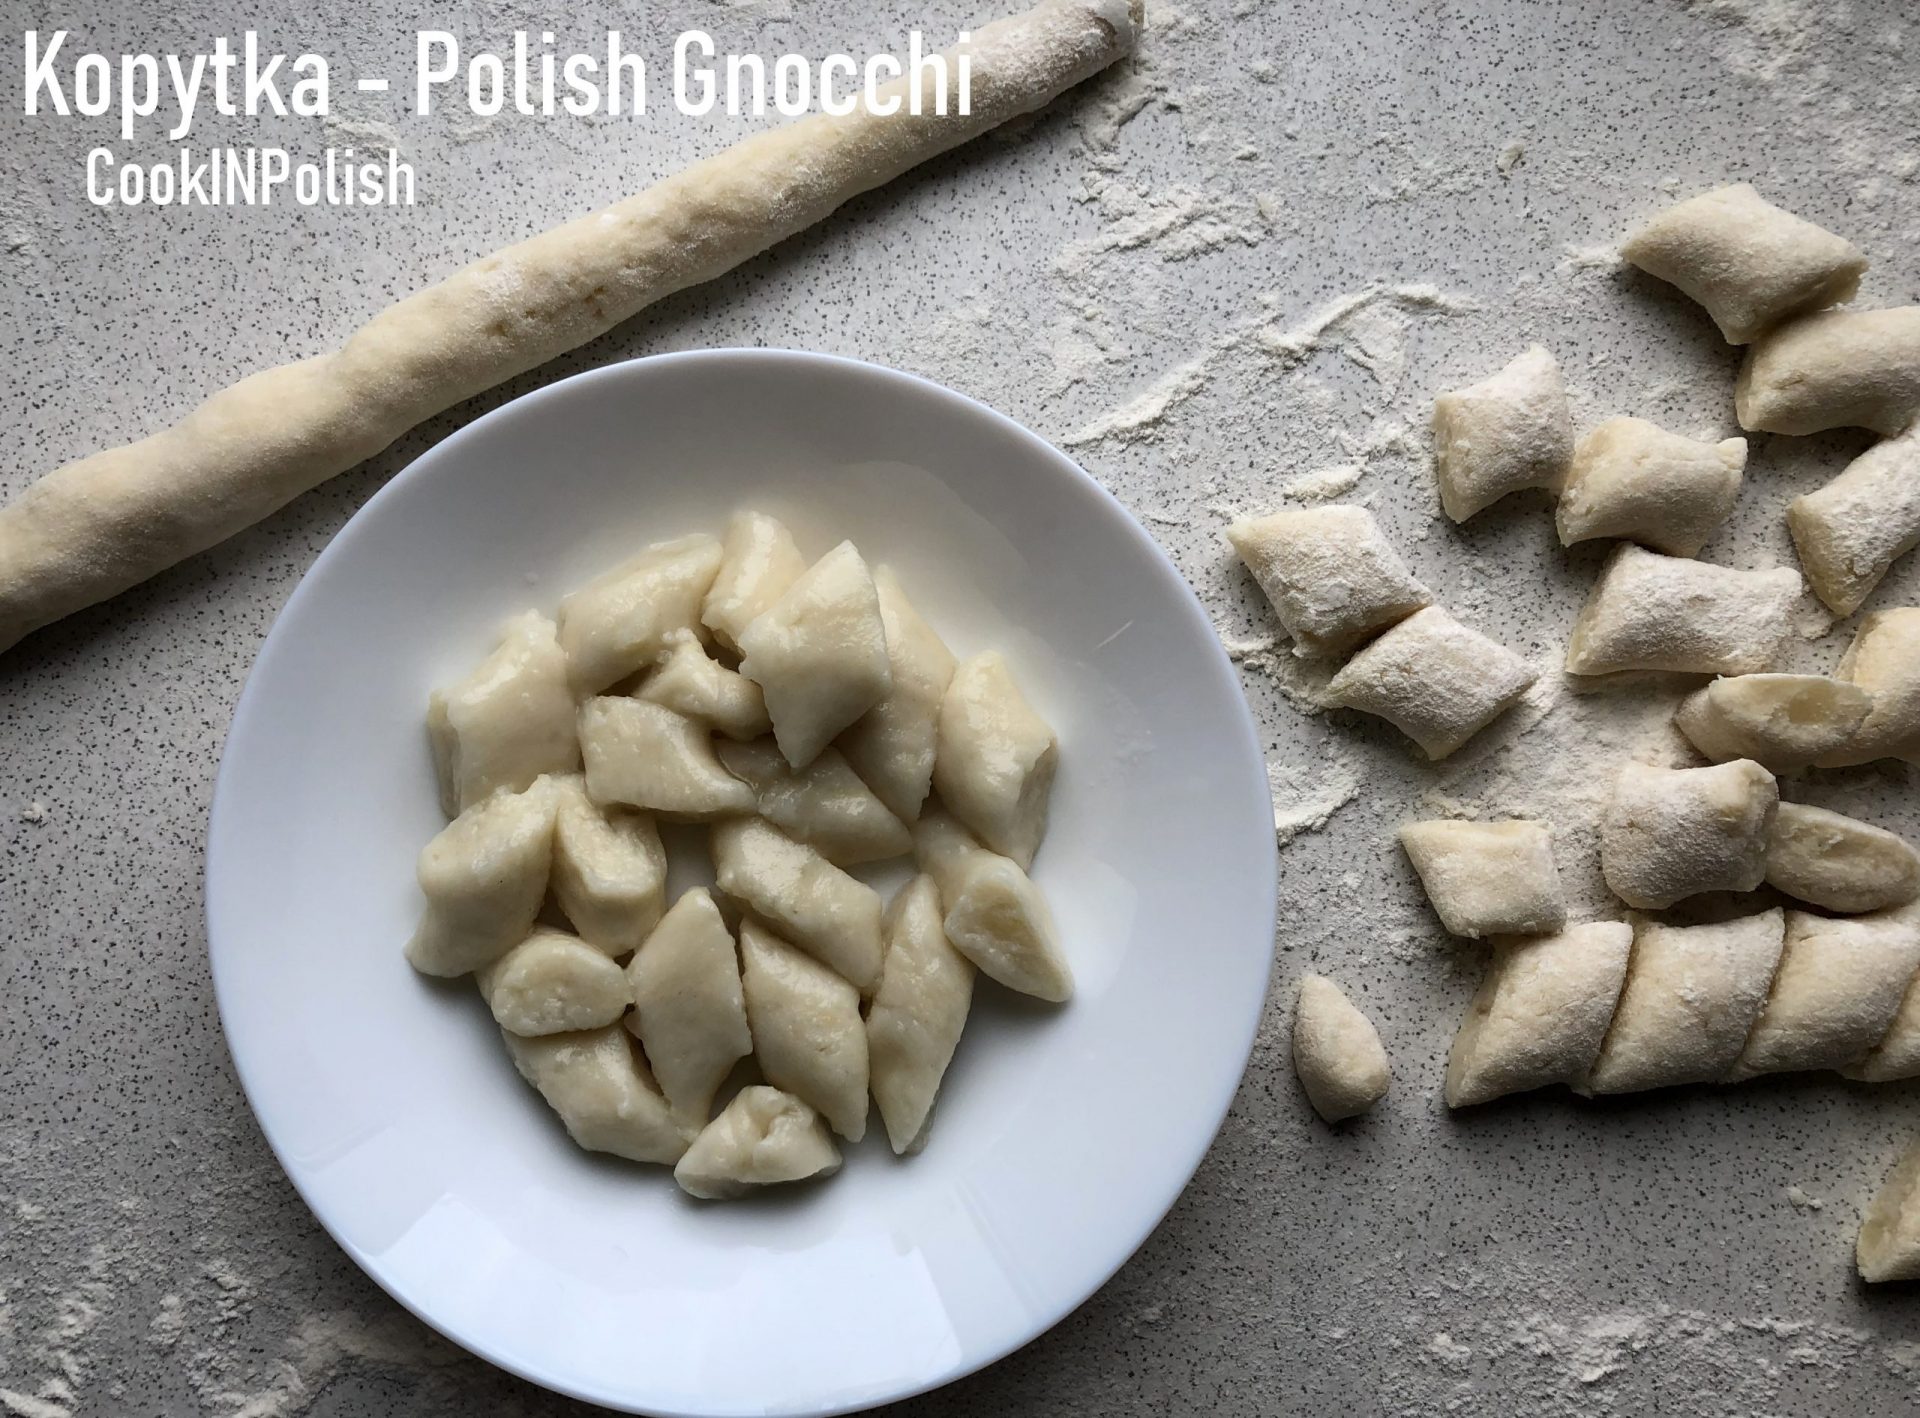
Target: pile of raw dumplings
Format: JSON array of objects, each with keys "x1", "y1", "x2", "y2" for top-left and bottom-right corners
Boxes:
[{"x1": 402, "y1": 512, "x2": 1070, "y2": 1200}]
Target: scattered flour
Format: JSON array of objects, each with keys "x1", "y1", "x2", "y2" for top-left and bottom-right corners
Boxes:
[
  {"x1": 1280, "y1": 464, "x2": 1364, "y2": 502},
  {"x1": 1268, "y1": 756, "x2": 1363, "y2": 846},
  {"x1": 20, "y1": 801, "x2": 46, "y2": 824}
]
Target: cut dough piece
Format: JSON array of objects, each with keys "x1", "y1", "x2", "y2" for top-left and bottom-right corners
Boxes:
[
  {"x1": 1554, "y1": 417, "x2": 1746, "y2": 558},
  {"x1": 1399, "y1": 819, "x2": 1566, "y2": 939},
  {"x1": 1859, "y1": 1139, "x2": 1920, "y2": 1283},
  {"x1": 932, "y1": 651, "x2": 1059, "y2": 869},
  {"x1": 556, "y1": 535, "x2": 724, "y2": 695},
  {"x1": 625, "y1": 887, "x2": 752, "y2": 1128},
  {"x1": 478, "y1": 927, "x2": 632, "y2": 1036},
  {"x1": 1430, "y1": 345, "x2": 1573, "y2": 522},
  {"x1": 1224, "y1": 504, "x2": 1431, "y2": 658},
  {"x1": 577, "y1": 696, "x2": 756, "y2": 818},
  {"x1": 1819, "y1": 608, "x2": 1920, "y2": 767},
  {"x1": 1581, "y1": 910, "x2": 1785, "y2": 1094},
  {"x1": 1735, "y1": 307, "x2": 1920, "y2": 437},
  {"x1": 738, "y1": 918, "x2": 869, "y2": 1142},
  {"x1": 1848, "y1": 970, "x2": 1920, "y2": 1083},
  {"x1": 1765, "y1": 803, "x2": 1920, "y2": 914},
  {"x1": 867, "y1": 875, "x2": 976, "y2": 1154},
  {"x1": 709, "y1": 817, "x2": 884, "y2": 993},
  {"x1": 1673, "y1": 674, "x2": 1873, "y2": 774},
  {"x1": 427, "y1": 610, "x2": 579, "y2": 817},
  {"x1": 914, "y1": 810, "x2": 1072, "y2": 1002},
  {"x1": 1565, "y1": 545, "x2": 1801, "y2": 677},
  {"x1": 1729, "y1": 903, "x2": 1920, "y2": 1080},
  {"x1": 405, "y1": 781, "x2": 557, "y2": 977},
  {"x1": 1619, "y1": 183, "x2": 1867, "y2": 344},
  {"x1": 673, "y1": 1086, "x2": 843, "y2": 1200},
  {"x1": 548, "y1": 773, "x2": 667, "y2": 955},
  {"x1": 1445, "y1": 921, "x2": 1633, "y2": 1108},
  {"x1": 1322, "y1": 606, "x2": 1537, "y2": 760},
  {"x1": 737, "y1": 540, "x2": 892, "y2": 769},
  {"x1": 636, "y1": 631, "x2": 771, "y2": 740},
  {"x1": 1600, "y1": 759, "x2": 1777, "y2": 910},
  {"x1": 701, "y1": 511, "x2": 807, "y2": 653},
  {"x1": 1291, "y1": 974, "x2": 1391, "y2": 1123},
  {"x1": 1787, "y1": 425, "x2": 1920, "y2": 617},
  {"x1": 838, "y1": 566, "x2": 958, "y2": 824},
  {"x1": 503, "y1": 1024, "x2": 688, "y2": 1164},
  {"x1": 714, "y1": 738, "x2": 911, "y2": 866}
]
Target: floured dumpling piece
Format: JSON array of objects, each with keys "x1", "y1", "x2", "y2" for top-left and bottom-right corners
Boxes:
[
  {"x1": 1322, "y1": 606, "x2": 1537, "y2": 760},
  {"x1": 709, "y1": 817, "x2": 884, "y2": 993},
  {"x1": 478, "y1": 927, "x2": 632, "y2": 1036},
  {"x1": 701, "y1": 510, "x2": 807, "y2": 653},
  {"x1": 1600, "y1": 759, "x2": 1777, "y2": 910},
  {"x1": 1430, "y1": 345, "x2": 1572, "y2": 522},
  {"x1": 1848, "y1": 967, "x2": 1920, "y2": 1083},
  {"x1": 867, "y1": 875, "x2": 975, "y2": 1155},
  {"x1": 737, "y1": 540, "x2": 893, "y2": 769},
  {"x1": 503, "y1": 1024, "x2": 689, "y2": 1164},
  {"x1": 405, "y1": 780, "x2": 557, "y2": 977},
  {"x1": 673, "y1": 1086, "x2": 842, "y2": 1201},
  {"x1": 1859, "y1": 1139, "x2": 1920, "y2": 1283},
  {"x1": 739, "y1": 919, "x2": 869, "y2": 1142},
  {"x1": 548, "y1": 773, "x2": 667, "y2": 955},
  {"x1": 1565, "y1": 545, "x2": 1801, "y2": 677},
  {"x1": 714, "y1": 738, "x2": 911, "y2": 866},
  {"x1": 914, "y1": 810, "x2": 1071, "y2": 1003},
  {"x1": 578, "y1": 696, "x2": 755, "y2": 819},
  {"x1": 625, "y1": 888, "x2": 751, "y2": 1128},
  {"x1": 1673, "y1": 674, "x2": 1873, "y2": 774},
  {"x1": 1619, "y1": 183, "x2": 1867, "y2": 344},
  {"x1": 1765, "y1": 803, "x2": 1920, "y2": 915},
  {"x1": 1290, "y1": 974, "x2": 1390, "y2": 1123},
  {"x1": 1398, "y1": 819, "x2": 1566, "y2": 939},
  {"x1": 1736, "y1": 307, "x2": 1920, "y2": 437},
  {"x1": 427, "y1": 610, "x2": 579, "y2": 817},
  {"x1": 556, "y1": 534, "x2": 724, "y2": 696},
  {"x1": 933, "y1": 651, "x2": 1058, "y2": 870},
  {"x1": 1224, "y1": 504, "x2": 1431, "y2": 659},
  {"x1": 1730, "y1": 903, "x2": 1920, "y2": 1080},
  {"x1": 838, "y1": 566, "x2": 957, "y2": 824},
  {"x1": 1554, "y1": 418, "x2": 1746, "y2": 558},
  {"x1": 1445, "y1": 921, "x2": 1633, "y2": 1108},
  {"x1": 636, "y1": 631, "x2": 771, "y2": 741},
  {"x1": 1818, "y1": 608, "x2": 1920, "y2": 768},
  {"x1": 1788, "y1": 426, "x2": 1920, "y2": 618}
]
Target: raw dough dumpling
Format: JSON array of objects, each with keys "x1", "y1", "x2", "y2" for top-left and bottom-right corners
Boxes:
[
  {"x1": 548, "y1": 773, "x2": 667, "y2": 955},
  {"x1": 914, "y1": 810, "x2": 1072, "y2": 1003},
  {"x1": 1398, "y1": 819, "x2": 1566, "y2": 939},
  {"x1": 427, "y1": 610, "x2": 579, "y2": 816},
  {"x1": 737, "y1": 540, "x2": 892, "y2": 769},
  {"x1": 1554, "y1": 417, "x2": 1746, "y2": 558},
  {"x1": 1818, "y1": 608, "x2": 1920, "y2": 768},
  {"x1": 636, "y1": 630, "x2": 771, "y2": 741},
  {"x1": 578, "y1": 696, "x2": 755, "y2": 819},
  {"x1": 1430, "y1": 345, "x2": 1573, "y2": 522},
  {"x1": 1445, "y1": 921, "x2": 1633, "y2": 1109},
  {"x1": 867, "y1": 875, "x2": 976, "y2": 1154},
  {"x1": 1619, "y1": 184, "x2": 1867, "y2": 344},
  {"x1": 1600, "y1": 759, "x2": 1777, "y2": 910},
  {"x1": 1581, "y1": 911, "x2": 1786, "y2": 1095},
  {"x1": 405, "y1": 780, "x2": 557, "y2": 977},
  {"x1": 701, "y1": 510, "x2": 807, "y2": 653},
  {"x1": 673, "y1": 1086, "x2": 842, "y2": 1200},
  {"x1": 1223, "y1": 504, "x2": 1431, "y2": 658},
  {"x1": 1673, "y1": 674, "x2": 1873, "y2": 774},
  {"x1": 838, "y1": 566, "x2": 958, "y2": 824},
  {"x1": 557, "y1": 534, "x2": 724, "y2": 695},
  {"x1": 1291, "y1": 974, "x2": 1390, "y2": 1123},
  {"x1": 1322, "y1": 606, "x2": 1537, "y2": 760},
  {"x1": 503, "y1": 1024, "x2": 688, "y2": 1164},
  {"x1": 1765, "y1": 803, "x2": 1920, "y2": 914},
  {"x1": 738, "y1": 918, "x2": 869, "y2": 1141},
  {"x1": 1787, "y1": 425, "x2": 1920, "y2": 617},
  {"x1": 625, "y1": 887, "x2": 751, "y2": 1128},
  {"x1": 1858, "y1": 1139, "x2": 1920, "y2": 1283},
  {"x1": 932, "y1": 651, "x2": 1058, "y2": 869},
  {"x1": 1565, "y1": 545, "x2": 1801, "y2": 677},
  {"x1": 714, "y1": 739, "x2": 910, "y2": 866},
  {"x1": 478, "y1": 927, "x2": 632, "y2": 1036},
  {"x1": 1735, "y1": 307, "x2": 1920, "y2": 437},
  {"x1": 709, "y1": 817, "x2": 884, "y2": 993},
  {"x1": 1847, "y1": 970, "x2": 1920, "y2": 1083}
]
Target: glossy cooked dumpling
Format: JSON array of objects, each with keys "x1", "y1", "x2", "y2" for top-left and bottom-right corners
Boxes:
[
  {"x1": 1673, "y1": 674, "x2": 1873, "y2": 774},
  {"x1": 709, "y1": 817, "x2": 885, "y2": 993},
  {"x1": 503, "y1": 1024, "x2": 689, "y2": 1164},
  {"x1": 738, "y1": 919, "x2": 869, "y2": 1141},
  {"x1": 914, "y1": 810, "x2": 1072, "y2": 1003},
  {"x1": 625, "y1": 888, "x2": 752, "y2": 1128},
  {"x1": 556, "y1": 534, "x2": 724, "y2": 695},
  {"x1": 427, "y1": 610, "x2": 579, "y2": 816},
  {"x1": 867, "y1": 875, "x2": 976, "y2": 1154},
  {"x1": 548, "y1": 773, "x2": 667, "y2": 955},
  {"x1": 404, "y1": 780, "x2": 557, "y2": 977},
  {"x1": 477, "y1": 927, "x2": 633, "y2": 1035},
  {"x1": 635, "y1": 629, "x2": 771, "y2": 741},
  {"x1": 578, "y1": 696, "x2": 756, "y2": 819},
  {"x1": 932, "y1": 652, "x2": 1058, "y2": 869},
  {"x1": 701, "y1": 510, "x2": 807, "y2": 653},
  {"x1": 672, "y1": 1086, "x2": 842, "y2": 1200},
  {"x1": 838, "y1": 566, "x2": 957, "y2": 824},
  {"x1": 713, "y1": 738, "x2": 911, "y2": 866}
]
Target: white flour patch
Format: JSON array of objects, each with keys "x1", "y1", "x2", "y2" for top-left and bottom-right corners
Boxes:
[
  {"x1": 1281, "y1": 464, "x2": 1365, "y2": 501},
  {"x1": 1269, "y1": 756, "x2": 1363, "y2": 846}
]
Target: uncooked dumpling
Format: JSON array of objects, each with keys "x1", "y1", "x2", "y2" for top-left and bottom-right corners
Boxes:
[
  {"x1": 672, "y1": 1086, "x2": 842, "y2": 1200},
  {"x1": 709, "y1": 817, "x2": 885, "y2": 992},
  {"x1": 701, "y1": 510, "x2": 807, "y2": 653},
  {"x1": 478, "y1": 927, "x2": 633, "y2": 1036},
  {"x1": 1291, "y1": 974, "x2": 1391, "y2": 1122},
  {"x1": 714, "y1": 738, "x2": 911, "y2": 866},
  {"x1": 635, "y1": 630, "x2": 771, "y2": 740},
  {"x1": 933, "y1": 651, "x2": 1058, "y2": 869},
  {"x1": 557, "y1": 534, "x2": 724, "y2": 695},
  {"x1": 1859, "y1": 1138, "x2": 1920, "y2": 1283},
  {"x1": 1398, "y1": 819, "x2": 1566, "y2": 939},
  {"x1": 838, "y1": 566, "x2": 957, "y2": 823},
  {"x1": 1599, "y1": 759, "x2": 1777, "y2": 910},
  {"x1": 738, "y1": 919, "x2": 869, "y2": 1141},
  {"x1": 1673, "y1": 674, "x2": 1873, "y2": 774},
  {"x1": 578, "y1": 696, "x2": 756, "y2": 818},
  {"x1": 503, "y1": 1025, "x2": 689, "y2": 1164},
  {"x1": 548, "y1": 773, "x2": 667, "y2": 955},
  {"x1": 867, "y1": 875, "x2": 975, "y2": 1154},
  {"x1": 914, "y1": 810, "x2": 1071, "y2": 1003},
  {"x1": 405, "y1": 780, "x2": 557, "y2": 977},
  {"x1": 625, "y1": 888, "x2": 752, "y2": 1128},
  {"x1": 427, "y1": 610, "x2": 579, "y2": 816},
  {"x1": 1730, "y1": 903, "x2": 1920, "y2": 1080},
  {"x1": 1765, "y1": 802, "x2": 1920, "y2": 914}
]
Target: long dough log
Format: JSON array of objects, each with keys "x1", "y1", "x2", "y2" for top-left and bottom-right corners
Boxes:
[{"x1": 0, "y1": 0, "x2": 1142, "y2": 654}]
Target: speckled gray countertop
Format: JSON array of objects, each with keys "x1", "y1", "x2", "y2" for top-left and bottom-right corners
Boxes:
[{"x1": 5, "y1": 1, "x2": 1920, "y2": 1414}]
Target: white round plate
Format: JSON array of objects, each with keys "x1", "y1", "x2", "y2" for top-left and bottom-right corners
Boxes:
[{"x1": 207, "y1": 350, "x2": 1277, "y2": 1416}]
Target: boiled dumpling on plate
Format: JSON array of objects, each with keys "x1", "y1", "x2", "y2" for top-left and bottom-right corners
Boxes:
[
  {"x1": 404, "y1": 780, "x2": 557, "y2": 977},
  {"x1": 867, "y1": 874, "x2": 975, "y2": 1154},
  {"x1": 714, "y1": 738, "x2": 911, "y2": 866},
  {"x1": 557, "y1": 534, "x2": 723, "y2": 695},
  {"x1": 548, "y1": 773, "x2": 667, "y2": 954},
  {"x1": 739, "y1": 918, "x2": 869, "y2": 1142},
  {"x1": 478, "y1": 926, "x2": 632, "y2": 1035},
  {"x1": 672, "y1": 1086, "x2": 841, "y2": 1200},
  {"x1": 503, "y1": 1024, "x2": 689, "y2": 1164},
  {"x1": 625, "y1": 888, "x2": 752, "y2": 1128},
  {"x1": 578, "y1": 697, "x2": 755, "y2": 819}
]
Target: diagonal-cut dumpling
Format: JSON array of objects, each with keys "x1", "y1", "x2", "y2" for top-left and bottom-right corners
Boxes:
[
  {"x1": 503, "y1": 1024, "x2": 689, "y2": 1164},
  {"x1": 427, "y1": 610, "x2": 579, "y2": 816},
  {"x1": 867, "y1": 875, "x2": 975, "y2": 1154},
  {"x1": 933, "y1": 651, "x2": 1058, "y2": 869},
  {"x1": 578, "y1": 697, "x2": 755, "y2": 819},
  {"x1": 625, "y1": 888, "x2": 752, "y2": 1128},
  {"x1": 709, "y1": 817, "x2": 884, "y2": 992},
  {"x1": 714, "y1": 738, "x2": 911, "y2": 866},
  {"x1": 548, "y1": 773, "x2": 667, "y2": 954},
  {"x1": 636, "y1": 630, "x2": 771, "y2": 741},
  {"x1": 672, "y1": 1086, "x2": 842, "y2": 1200},
  {"x1": 557, "y1": 534, "x2": 724, "y2": 695},
  {"x1": 405, "y1": 780, "x2": 557, "y2": 977},
  {"x1": 738, "y1": 919, "x2": 869, "y2": 1141},
  {"x1": 914, "y1": 810, "x2": 1072, "y2": 1003},
  {"x1": 701, "y1": 511, "x2": 807, "y2": 653},
  {"x1": 478, "y1": 926, "x2": 632, "y2": 1035},
  {"x1": 838, "y1": 567, "x2": 957, "y2": 823},
  {"x1": 736, "y1": 540, "x2": 892, "y2": 769}
]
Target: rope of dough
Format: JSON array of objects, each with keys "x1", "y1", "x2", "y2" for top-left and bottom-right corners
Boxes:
[{"x1": 0, "y1": 0, "x2": 1143, "y2": 655}]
